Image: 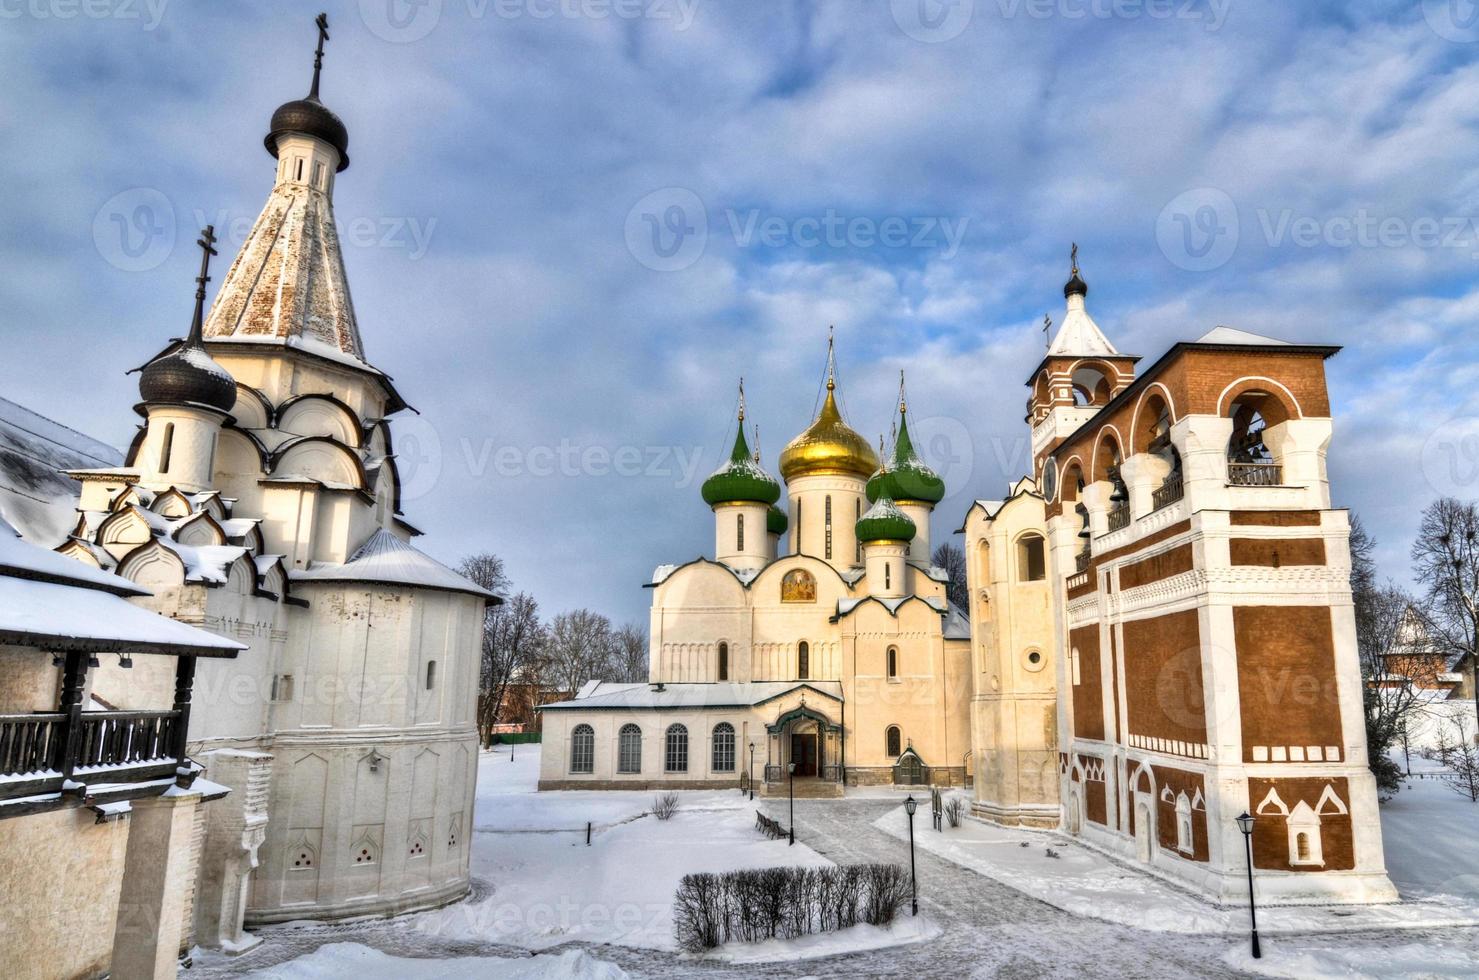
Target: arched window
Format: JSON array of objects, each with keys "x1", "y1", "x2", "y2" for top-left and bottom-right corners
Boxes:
[
  {"x1": 665, "y1": 723, "x2": 689, "y2": 773},
  {"x1": 159, "y1": 422, "x2": 175, "y2": 474},
  {"x1": 884, "y1": 563, "x2": 891, "y2": 590},
  {"x1": 793, "y1": 498, "x2": 802, "y2": 553},
  {"x1": 797, "y1": 641, "x2": 810, "y2": 680},
  {"x1": 1296, "y1": 832, "x2": 1311, "y2": 861},
  {"x1": 618, "y1": 724, "x2": 642, "y2": 774},
  {"x1": 711, "y1": 722, "x2": 735, "y2": 772},
  {"x1": 887, "y1": 646, "x2": 898, "y2": 679},
  {"x1": 1017, "y1": 534, "x2": 1046, "y2": 581},
  {"x1": 824, "y1": 495, "x2": 833, "y2": 560},
  {"x1": 570, "y1": 724, "x2": 594, "y2": 773},
  {"x1": 855, "y1": 498, "x2": 862, "y2": 563},
  {"x1": 717, "y1": 642, "x2": 729, "y2": 682},
  {"x1": 1175, "y1": 792, "x2": 1193, "y2": 853},
  {"x1": 736, "y1": 513, "x2": 744, "y2": 551},
  {"x1": 886, "y1": 725, "x2": 902, "y2": 758},
  {"x1": 1227, "y1": 392, "x2": 1289, "y2": 486}
]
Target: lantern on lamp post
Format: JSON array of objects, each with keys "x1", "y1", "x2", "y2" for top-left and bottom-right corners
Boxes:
[
  {"x1": 1235, "y1": 811, "x2": 1261, "y2": 959},
  {"x1": 904, "y1": 795, "x2": 919, "y2": 916}
]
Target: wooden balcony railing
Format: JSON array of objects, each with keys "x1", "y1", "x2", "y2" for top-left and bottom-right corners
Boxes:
[
  {"x1": 1152, "y1": 472, "x2": 1185, "y2": 510},
  {"x1": 74, "y1": 711, "x2": 180, "y2": 773},
  {"x1": 0, "y1": 710, "x2": 181, "y2": 799},
  {"x1": 1228, "y1": 462, "x2": 1283, "y2": 486},
  {"x1": 1106, "y1": 504, "x2": 1130, "y2": 532},
  {"x1": 0, "y1": 713, "x2": 66, "y2": 778}
]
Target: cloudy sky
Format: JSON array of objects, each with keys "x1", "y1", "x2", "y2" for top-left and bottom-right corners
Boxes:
[{"x1": 2, "y1": 0, "x2": 1476, "y2": 624}]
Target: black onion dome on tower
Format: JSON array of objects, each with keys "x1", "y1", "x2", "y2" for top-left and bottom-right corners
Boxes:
[
  {"x1": 138, "y1": 225, "x2": 237, "y2": 412},
  {"x1": 264, "y1": 13, "x2": 350, "y2": 172},
  {"x1": 1064, "y1": 241, "x2": 1088, "y2": 298}
]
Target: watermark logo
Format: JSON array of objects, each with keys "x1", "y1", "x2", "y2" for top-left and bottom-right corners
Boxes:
[
  {"x1": 360, "y1": 0, "x2": 699, "y2": 42},
  {"x1": 1423, "y1": 0, "x2": 1479, "y2": 43},
  {"x1": 0, "y1": 0, "x2": 170, "y2": 30},
  {"x1": 891, "y1": 0, "x2": 974, "y2": 42},
  {"x1": 1156, "y1": 186, "x2": 1239, "y2": 272},
  {"x1": 990, "y1": 0, "x2": 1230, "y2": 31},
  {"x1": 1421, "y1": 417, "x2": 1479, "y2": 496},
  {"x1": 912, "y1": 415, "x2": 975, "y2": 496},
  {"x1": 359, "y1": 0, "x2": 444, "y2": 43},
  {"x1": 394, "y1": 415, "x2": 444, "y2": 502},
  {"x1": 93, "y1": 188, "x2": 175, "y2": 272},
  {"x1": 723, "y1": 209, "x2": 970, "y2": 258},
  {"x1": 625, "y1": 187, "x2": 708, "y2": 272}
]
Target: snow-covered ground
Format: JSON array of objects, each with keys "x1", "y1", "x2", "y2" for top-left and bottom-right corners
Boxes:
[
  {"x1": 874, "y1": 791, "x2": 1479, "y2": 934},
  {"x1": 197, "y1": 745, "x2": 1479, "y2": 978},
  {"x1": 237, "y1": 944, "x2": 630, "y2": 980},
  {"x1": 414, "y1": 744, "x2": 851, "y2": 953}
]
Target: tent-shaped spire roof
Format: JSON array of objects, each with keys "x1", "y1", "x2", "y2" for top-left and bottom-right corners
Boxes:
[{"x1": 1046, "y1": 244, "x2": 1118, "y2": 358}]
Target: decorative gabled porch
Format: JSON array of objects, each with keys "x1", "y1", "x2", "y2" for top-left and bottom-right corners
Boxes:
[{"x1": 760, "y1": 699, "x2": 845, "y2": 799}]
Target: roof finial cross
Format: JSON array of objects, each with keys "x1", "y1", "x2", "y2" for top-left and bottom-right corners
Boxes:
[
  {"x1": 753, "y1": 424, "x2": 761, "y2": 464},
  {"x1": 1070, "y1": 241, "x2": 1079, "y2": 276},
  {"x1": 309, "y1": 12, "x2": 330, "y2": 100},
  {"x1": 898, "y1": 368, "x2": 907, "y2": 415},
  {"x1": 1042, "y1": 313, "x2": 1053, "y2": 349},
  {"x1": 737, "y1": 376, "x2": 746, "y2": 423},
  {"x1": 187, "y1": 225, "x2": 219, "y2": 346},
  {"x1": 825, "y1": 326, "x2": 836, "y2": 391}
]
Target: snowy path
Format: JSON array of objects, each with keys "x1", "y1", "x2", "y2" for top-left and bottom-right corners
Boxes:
[{"x1": 191, "y1": 749, "x2": 1479, "y2": 979}]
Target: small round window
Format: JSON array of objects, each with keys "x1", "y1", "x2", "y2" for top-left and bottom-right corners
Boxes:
[{"x1": 1024, "y1": 649, "x2": 1045, "y2": 672}]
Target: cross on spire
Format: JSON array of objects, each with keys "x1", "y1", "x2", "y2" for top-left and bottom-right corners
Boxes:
[
  {"x1": 753, "y1": 424, "x2": 761, "y2": 464},
  {"x1": 187, "y1": 225, "x2": 219, "y2": 346},
  {"x1": 898, "y1": 369, "x2": 907, "y2": 415},
  {"x1": 309, "y1": 12, "x2": 330, "y2": 100},
  {"x1": 825, "y1": 326, "x2": 837, "y2": 391},
  {"x1": 1043, "y1": 313, "x2": 1053, "y2": 349},
  {"x1": 1070, "y1": 241, "x2": 1079, "y2": 276},
  {"x1": 737, "y1": 377, "x2": 746, "y2": 422}
]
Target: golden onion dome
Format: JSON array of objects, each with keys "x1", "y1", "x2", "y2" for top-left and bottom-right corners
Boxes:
[{"x1": 779, "y1": 379, "x2": 880, "y2": 482}]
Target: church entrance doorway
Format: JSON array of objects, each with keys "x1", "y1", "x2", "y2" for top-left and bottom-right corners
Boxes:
[{"x1": 790, "y1": 733, "x2": 818, "y2": 777}]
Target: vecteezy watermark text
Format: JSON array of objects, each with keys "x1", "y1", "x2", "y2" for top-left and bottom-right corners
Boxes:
[
  {"x1": 358, "y1": 0, "x2": 699, "y2": 43},
  {"x1": 0, "y1": 0, "x2": 169, "y2": 29}
]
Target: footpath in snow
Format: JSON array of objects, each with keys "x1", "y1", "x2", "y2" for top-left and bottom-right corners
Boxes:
[
  {"x1": 412, "y1": 745, "x2": 937, "y2": 962},
  {"x1": 872, "y1": 783, "x2": 1479, "y2": 936}
]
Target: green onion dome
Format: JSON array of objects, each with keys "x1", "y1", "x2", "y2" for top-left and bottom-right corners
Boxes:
[
  {"x1": 767, "y1": 505, "x2": 788, "y2": 536},
  {"x1": 701, "y1": 425, "x2": 782, "y2": 507},
  {"x1": 856, "y1": 497, "x2": 916, "y2": 543},
  {"x1": 866, "y1": 409, "x2": 945, "y2": 505}
]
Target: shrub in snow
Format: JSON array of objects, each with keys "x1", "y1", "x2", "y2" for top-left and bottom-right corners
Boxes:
[
  {"x1": 653, "y1": 792, "x2": 680, "y2": 820},
  {"x1": 945, "y1": 797, "x2": 965, "y2": 828},
  {"x1": 1437, "y1": 717, "x2": 1479, "y2": 802},
  {"x1": 673, "y1": 862, "x2": 910, "y2": 951}
]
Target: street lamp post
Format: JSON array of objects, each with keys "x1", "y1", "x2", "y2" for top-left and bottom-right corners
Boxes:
[
  {"x1": 749, "y1": 742, "x2": 756, "y2": 802},
  {"x1": 904, "y1": 795, "x2": 919, "y2": 916},
  {"x1": 1235, "y1": 811, "x2": 1261, "y2": 959},
  {"x1": 788, "y1": 761, "x2": 796, "y2": 846}
]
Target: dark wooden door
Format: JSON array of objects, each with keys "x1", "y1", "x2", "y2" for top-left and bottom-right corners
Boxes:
[{"x1": 790, "y1": 734, "x2": 818, "y2": 777}]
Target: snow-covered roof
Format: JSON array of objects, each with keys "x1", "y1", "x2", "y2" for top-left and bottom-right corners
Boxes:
[
  {"x1": 1048, "y1": 296, "x2": 1118, "y2": 358},
  {"x1": 541, "y1": 680, "x2": 844, "y2": 712},
  {"x1": 943, "y1": 603, "x2": 971, "y2": 640},
  {"x1": 0, "y1": 518, "x2": 145, "y2": 596},
  {"x1": 0, "y1": 523, "x2": 242, "y2": 657},
  {"x1": 833, "y1": 594, "x2": 958, "y2": 626},
  {"x1": 1194, "y1": 325, "x2": 1291, "y2": 346},
  {"x1": 0, "y1": 395, "x2": 122, "y2": 546},
  {"x1": 290, "y1": 528, "x2": 498, "y2": 600}
]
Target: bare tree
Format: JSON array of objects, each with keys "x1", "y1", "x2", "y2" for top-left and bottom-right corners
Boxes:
[
  {"x1": 459, "y1": 553, "x2": 511, "y2": 602},
  {"x1": 480, "y1": 593, "x2": 547, "y2": 745},
  {"x1": 612, "y1": 622, "x2": 650, "y2": 683},
  {"x1": 545, "y1": 609, "x2": 617, "y2": 697},
  {"x1": 1436, "y1": 716, "x2": 1479, "y2": 802},
  {"x1": 1410, "y1": 498, "x2": 1479, "y2": 730},
  {"x1": 932, "y1": 541, "x2": 968, "y2": 617},
  {"x1": 1358, "y1": 585, "x2": 1434, "y2": 795}
]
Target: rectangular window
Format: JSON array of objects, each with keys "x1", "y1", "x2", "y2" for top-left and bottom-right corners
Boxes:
[
  {"x1": 825, "y1": 496, "x2": 833, "y2": 560},
  {"x1": 794, "y1": 499, "x2": 802, "y2": 553},
  {"x1": 159, "y1": 422, "x2": 175, "y2": 474},
  {"x1": 312, "y1": 161, "x2": 325, "y2": 188},
  {"x1": 295, "y1": 158, "x2": 304, "y2": 181},
  {"x1": 425, "y1": 660, "x2": 437, "y2": 690},
  {"x1": 737, "y1": 513, "x2": 744, "y2": 551},
  {"x1": 270, "y1": 674, "x2": 294, "y2": 702}
]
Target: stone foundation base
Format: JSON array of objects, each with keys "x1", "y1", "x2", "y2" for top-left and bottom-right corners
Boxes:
[
  {"x1": 537, "y1": 778, "x2": 741, "y2": 792},
  {"x1": 845, "y1": 766, "x2": 967, "y2": 788},
  {"x1": 970, "y1": 799, "x2": 1061, "y2": 829}
]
